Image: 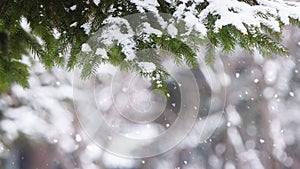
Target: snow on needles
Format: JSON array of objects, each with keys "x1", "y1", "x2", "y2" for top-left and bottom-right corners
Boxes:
[
  {"x1": 130, "y1": 0, "x2": 160, "y2": 13},
  {"x1": 173, "y1": 3, "x2": 207, "y2": 36},
  {"x1": 172, "y1": 0, "x2": 300, "y2": 34},
  {"x1": 257, "y1": 0, "x2": 300, "y2": 24},
  {"x1": 88, "y1": 0, "x2": 300, "y2": 62},
  {"x1": 138, "y1": 62, "x2": 157, "y2": 73},
  {"x1": 101, "y1": 17, "x2": 136, "y2": 60},
  {"x1": 199, "y1": 0, "x2": 278, "y2": 34},
  {"x1": 144, "y1": 0, "x2": 300, "y2": 35}
]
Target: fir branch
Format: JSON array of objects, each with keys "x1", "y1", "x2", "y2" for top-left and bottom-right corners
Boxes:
[
  {"x1": 216, "y1": 25, "x2": 237, "y2": 53},
  {"x1": 205, "y1": 42, "x2": 215, "y2": 65},
  {"x1": 8, "y1": 61, "x2": 30, "y2": 88},
  {"x1": 152, "y1": 35, "x2": 198, "y2": 68}
]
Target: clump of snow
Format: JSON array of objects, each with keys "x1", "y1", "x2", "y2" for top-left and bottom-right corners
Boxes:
[
  {"x1": 138, "y1": 22, "x2": 162, "y2": 36},
  {"x1": 70, "y1": 5, "x2": 77, "y2": 11},
  {"x1": 100, "y1": 17, "x2": 136, "y2": 60},
  {"x1": 81, "y1": 22, "x2": 92, "y2": 35},
  {"x1": 81, "y1": 43, "x2": 92, "y2": 53},
  {"x1": 20, "y1": 17, "x2": 31, "y2": 33},
  {"x1": 164, "y1": 0, "x2": 299, "y2": 36},
  {"x1": 167, "y1": 23, "x2": 178, "y2": 37},
  {"x1": 173, "y1": 4, "x2": 207, "y2": 36},
  {"x1": 130, "y1": 0, "x2": 159, "y2": 13},
  {"x1": 138, "y1": 62, "x2": 156, "y2": 73},
  {"x1": 70, "y1": 22, "x2": 78, "y2": 27},
  {"x1": 258, "y1": 0, "x2": 300, "y2": 25},
  {"x1": 95, "y1": 48, "x2": 109, "y2": 59},
  {"x1": 199, "y1": 0, "x2": 275, "y2": 34},
  {"x1": 52, "y1": 28, "x2": 61, "y2": 39},
  {"x1": 93, "y1": 0, "x2": 100, "y2": 6}
]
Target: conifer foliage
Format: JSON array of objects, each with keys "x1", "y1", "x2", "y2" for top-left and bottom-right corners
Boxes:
[{"x1": 1, "y1": 0, "x2": 300, "y2": 93}]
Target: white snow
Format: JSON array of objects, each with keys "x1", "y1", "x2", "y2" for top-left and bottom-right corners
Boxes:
[
  {"x1": 264, "y1": 60, "x2": 279, "y2": 85},
  {"x1": 93, "y1": 0, "x2": 100, "y2": 6},
  {"x1": 95, "y1": 48, "x2": 109, "y2": 59},
  {"x1": 81, "y1": 22, "x2": 92, "y2": 35},
  {"x1": 97, "y1": 87, "x2": 113, "y2": 112},
  {"x1": 102, "y1": 152, "x2": 137, "y2": 168},
  {"x1": 101, "y1": 17, "x2": 136, "y2": 60},
  {"x1": 257, "y1": 0, "x2": 300, "y2": 24},
  {"x1": 52, "y1": 28, "x2": 61, "y2": 39},
  {"x1": 138, "y1": 62, "x2": 156, "y2": 73},
  {"x1": 130, "y1": 0, "x2": 159, "y2": 13},
  {"x1": 226, "y1": 105, "x2": 241, "y2": 126},
  {"x1": 263, "y1": 87, "x2": 275, "y2": 99},
  {"x1": 81, "y1": 43, "x2": 92, "y2": 53},
  {"x1": 20, "y1": 17, "x2": 31, "y2": 33},
  {"x1": 167, "y1": 23, "x2": 178, "y2": 37},
  {"x1": 70, "y1": 5, "x2": 77, "y2": 11},
  {"x1": 173, "y1": 4, "x2": 207, "y2": 36},
  {"x1": 139, "y1": 22, "x2": 162, "y2": 36},
  {"x1": 70, "y1": 22, "x2": 78, "y2": 27}
]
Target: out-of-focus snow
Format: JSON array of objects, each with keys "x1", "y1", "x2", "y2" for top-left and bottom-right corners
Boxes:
[
  {"x1": 264, "y1": 60, "x2": 279, "y2": 85},
  {"x1": 226, "y1": 105, "x2": 242, "y2": 126}
]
